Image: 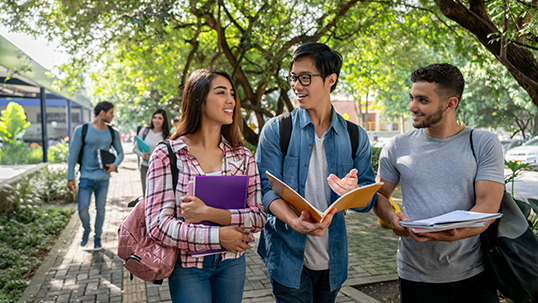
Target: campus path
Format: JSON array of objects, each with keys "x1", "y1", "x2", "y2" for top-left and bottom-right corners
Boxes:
[{"x1": 18, "y1": 142, "x2": 399, "y2": 303}]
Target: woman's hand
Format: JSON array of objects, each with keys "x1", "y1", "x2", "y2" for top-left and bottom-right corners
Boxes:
[
  {"x1": 219, "y1": 226, "x2": 253, "y2": 253},
  {"x1": 180, "y1": 196, "x2": 210, "y2": 224},
  {"x1": 143, "y1": 153, "x2": 150, "y2": 160}
]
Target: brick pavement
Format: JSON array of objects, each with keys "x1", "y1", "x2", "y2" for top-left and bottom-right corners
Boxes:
[{"x1": 20, "y1": 143, "x2": 399, "y2": 303}]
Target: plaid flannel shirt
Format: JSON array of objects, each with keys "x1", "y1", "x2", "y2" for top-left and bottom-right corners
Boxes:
[{"x1": 145, "y1": 137, "x2": 266, "y2": 268}]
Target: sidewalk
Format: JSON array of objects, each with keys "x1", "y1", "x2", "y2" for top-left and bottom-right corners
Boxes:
[{"x1": 18, "y1": 143, "x2": 399, "y2": 303}]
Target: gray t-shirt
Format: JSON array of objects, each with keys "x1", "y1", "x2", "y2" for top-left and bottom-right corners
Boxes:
[
  {"x1": 304, "y1": 133, "x2": 331, "y2": 270},
  {"x1": 379, "y1": 127, "x2": 504, "y2": 283}
]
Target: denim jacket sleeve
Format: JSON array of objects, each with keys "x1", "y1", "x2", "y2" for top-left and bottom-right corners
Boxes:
[{"x1": 255, "y1": 116, "x2": 284, "y2": 213}]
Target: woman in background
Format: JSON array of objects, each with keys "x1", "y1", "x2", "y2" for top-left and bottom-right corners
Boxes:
[
  {"x1": 170, "y1": 116, "x2": 180, "y2": 135},
  {"x1": 145, "y1": 69, "x2": 266, "y2": 303},
  {"x1": 133, "y1": 108, "x2": 170, "y2": 195}
]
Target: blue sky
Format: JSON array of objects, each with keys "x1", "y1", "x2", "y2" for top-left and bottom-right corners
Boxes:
[{"x1": 0, "y1": 25, "x2": 69, "y2": 71}]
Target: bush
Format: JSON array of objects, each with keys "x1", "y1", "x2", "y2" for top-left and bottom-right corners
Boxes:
[
  {"x1": 0, "y1": 139, "x2": 69, "y2": 165},
  {"x1": 0, "y1": 166, "x2": 75, "y2": 214},
  {"x1": 371, "y1": 146, "x2": 382, "y2": 174},
  {"x1": 0, "y1": 208, "x2": 73, "y2": 302},
  {"x1": 47, "y1": 140, "x2": 69, "y2": 163},
  {"x1": 0, "y1": 143, "x2": 42, "y2": 165}
]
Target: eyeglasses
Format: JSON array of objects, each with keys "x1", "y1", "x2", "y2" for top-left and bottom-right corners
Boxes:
[{"x1": 286, "y1": 74, "x2": 323, "y2": 87}]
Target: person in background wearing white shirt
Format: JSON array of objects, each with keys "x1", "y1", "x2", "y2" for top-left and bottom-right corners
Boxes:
[
  {"x1": 170, "y1": 116, "x2": 180, "y2": 136},
  {"x1": 133, "y1": 108, "x2": 170, "y2": 195}
]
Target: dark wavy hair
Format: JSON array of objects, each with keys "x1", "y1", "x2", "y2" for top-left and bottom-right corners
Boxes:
[
  {"x1": 147, "y1": 108, "x2": 170, "y2": 139},
  {"x1": 93, "y1": 101, "x2": 114, "y2": 116},
  {"x1": 289, "y1": 42, "x2": 343, "y2": 93},
  {"x1": 170, "y1": 69, "x2": 244, "y2": 148}
]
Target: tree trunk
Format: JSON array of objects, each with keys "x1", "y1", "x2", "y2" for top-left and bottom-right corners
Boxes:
[{"x1": 434, "y1": 0, "x2": 538, "y2": 108}]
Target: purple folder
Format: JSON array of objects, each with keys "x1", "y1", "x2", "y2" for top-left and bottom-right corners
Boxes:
[{"x1": 187, "y1": 175, "x2": 248, "y2": 257}]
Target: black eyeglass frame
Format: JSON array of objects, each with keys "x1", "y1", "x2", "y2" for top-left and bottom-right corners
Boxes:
[{"x1": 286, "y1": 74, "x2": 323, "y2": 87}]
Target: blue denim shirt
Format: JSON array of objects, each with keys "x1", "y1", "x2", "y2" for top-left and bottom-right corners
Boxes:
[{"x1": 255, "y1": 107, "x2": 376, "y2": 291}]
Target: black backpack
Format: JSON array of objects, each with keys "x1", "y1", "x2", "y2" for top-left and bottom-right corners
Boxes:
[
  {"x1": 470, "y1": 130, "x2": 538, "y2": 302},
  {"x1": 77, "y1": 123, "x2": 116, "y2": 167},
  {"x1": 278, "y1": 112, "x2": 359, "y2": 158}
]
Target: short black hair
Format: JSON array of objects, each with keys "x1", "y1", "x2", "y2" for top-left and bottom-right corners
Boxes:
[
  {"x1": 93, "y1": 101, "x2": 114, "y2": 116},
  {"x1": 289, "y1": 42, "x2": 343, "y2": 93},
  {"x1": 411, "y1": 63, "x2": 465, "y2": 103}
]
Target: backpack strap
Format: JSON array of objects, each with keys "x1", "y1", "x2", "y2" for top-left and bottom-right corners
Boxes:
[
  {"x1": 77, "y1": 123, "x2": 89, "y2": 167},
  {"x1": 127, "y1": 141, "x2": 177, "y2": 207},
  {"x1": 279, "y1": 112, "x2": 293, "y2": 158},
  {"x1": 163, "y1": 141, "x2": 179, "y2": 193},
  {"x1": 142, "y1": 127, "x2": 150, "y2": 140},
  {"x1": 279, "y1": 112, "x2": 359, "y2": 158},
  {"x1": 470, "y1": 129, "x2": 476, "y2": 162},
  {"x1": 107, "y1": 125, "x2": 115, "y2": 149},
  {"x1": 346, "y1": 120, "x2": 359, "y2": 158}
]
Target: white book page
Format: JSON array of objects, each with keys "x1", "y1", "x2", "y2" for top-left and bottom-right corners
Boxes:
[{"x1": 400, "y1": 210, "x2": 502, "y2": 228}]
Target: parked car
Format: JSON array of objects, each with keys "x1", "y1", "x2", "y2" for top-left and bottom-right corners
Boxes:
[
  {"x1": 501, "y1": 139, "x2": 526, "y2": 155},
  {"x1": 505, "y1": 137, "x2": 538, "y2": 167}
]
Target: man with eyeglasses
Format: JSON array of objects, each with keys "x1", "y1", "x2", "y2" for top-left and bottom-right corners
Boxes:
[{"x1": 255, "y1": 42, "x2": 377, "y2": 303}]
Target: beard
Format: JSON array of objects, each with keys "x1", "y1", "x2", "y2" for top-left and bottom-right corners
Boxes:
[{"x1": 412, "y1": 104, "x2": 444, "y2": 129}]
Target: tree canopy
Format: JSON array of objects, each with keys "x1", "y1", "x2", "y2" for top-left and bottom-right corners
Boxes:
[{"x1": 1, "y1": 0, "x2": 537, "y2": 144}]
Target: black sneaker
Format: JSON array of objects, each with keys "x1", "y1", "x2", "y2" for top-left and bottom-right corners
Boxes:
[
  {"x1": 94, "y1": 238, "x2": 103, "y2": 251},
  {"x1": 80, "y1": 231, "x2": 90, "y2": 247}
]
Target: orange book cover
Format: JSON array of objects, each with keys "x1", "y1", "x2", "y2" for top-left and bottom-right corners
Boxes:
[{"x1": 266, "y1": 171, "x2": 383, "y2": 222}]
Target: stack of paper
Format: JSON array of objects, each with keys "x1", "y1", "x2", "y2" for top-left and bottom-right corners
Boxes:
[{"x1": 400, "y1": 210, "x2": 502, "y2": 233}]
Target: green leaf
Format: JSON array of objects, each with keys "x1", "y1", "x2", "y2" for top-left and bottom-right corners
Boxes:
[
  {"x1": 0, "y1": 103, "x2": 31, "y2": 144},
  {"x1": 528, "y1": 198, "x2": 538, "y2": 215}
]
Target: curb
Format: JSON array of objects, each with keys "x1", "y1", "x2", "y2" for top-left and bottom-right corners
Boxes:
[
  {"x1": 344, "y1": 273, "x2": 399, "y2": 288},
  {"x1": 343, "y1": 274, "x2": 399, "y2": 303},
  {"x1": 341, "y1": 286, "x2": 383, "y2": 303},
  {"x1": 17, "y1": 203, "x2": 79, "y2": 303}
]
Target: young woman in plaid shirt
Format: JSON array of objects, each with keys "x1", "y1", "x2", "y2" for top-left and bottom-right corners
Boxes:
[{"x1": 145, "y1": 69, "x2": 267, "y2": 303}]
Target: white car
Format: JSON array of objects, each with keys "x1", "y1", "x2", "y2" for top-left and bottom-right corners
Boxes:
[{"x1": 505, "y1": 137, "x2": 538, "y2": 167}]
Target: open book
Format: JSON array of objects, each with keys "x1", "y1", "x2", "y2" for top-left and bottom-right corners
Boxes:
[
  {"x1": 400, "y1": 210, "x2": 502, "y2": 233},
  {"x1": 266, "y1": 171, "x2": 383, "y2": 223}
]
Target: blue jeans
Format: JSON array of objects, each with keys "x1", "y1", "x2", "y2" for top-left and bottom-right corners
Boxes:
[
  {"x1": 77, "y1": 178, "x2": 110, "y2": 239},
  {"x1": 140, "y1": 164, "x2": 148, "y2": 196},
  {"x1": 270, "y1": 267, "x2": 340, "y2": 303},
  {"x1": 168, "y1": 254, "x2": 246, "y2": 303}
]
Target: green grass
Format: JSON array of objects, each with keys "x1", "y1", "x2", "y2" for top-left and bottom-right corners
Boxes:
[{"x1": 0, "y1": 207, "x2": 74, "y2": 302}]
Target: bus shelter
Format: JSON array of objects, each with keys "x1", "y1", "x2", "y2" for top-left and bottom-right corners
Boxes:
[{"x1": 0, "y1": 34, "x2": 93, "y2": 162}]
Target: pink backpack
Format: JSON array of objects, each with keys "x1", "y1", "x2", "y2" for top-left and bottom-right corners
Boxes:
[{"x1": 117, "y1": 142, "x2": 179, "y2": 284}]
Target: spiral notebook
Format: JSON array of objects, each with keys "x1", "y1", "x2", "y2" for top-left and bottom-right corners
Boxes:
[{"x1": 187, "y1": 175, "x2": 248, "y2": 257}]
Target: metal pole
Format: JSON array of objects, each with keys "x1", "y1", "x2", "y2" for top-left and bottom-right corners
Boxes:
[
  {"x1": 67, "y1": 100, "x2": 72, "y2": 142},
  {"x1": 80, "y1": 107, "x2": 84, "y2": 124},
  {"x1": 40, "y1": 87, "x2": 48, "y2": 162}
]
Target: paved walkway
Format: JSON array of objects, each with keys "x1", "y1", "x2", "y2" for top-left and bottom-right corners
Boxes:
[{"x1": 18, "y1": 143, "x2": 399, "y2": 303}]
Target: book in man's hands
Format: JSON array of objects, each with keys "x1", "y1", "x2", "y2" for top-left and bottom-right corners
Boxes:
[
  {"x1": 266, "y1": 171, "x2": 383, "y2": 223},
  {"x1": 186, "y1": 175, "x2": 249, "y2": 257},
  {"x1": 97, "y1": 149, "x2": 116, "y2": 170},
  {"x1": 399, "y1": 210, "x2": 502, "y2": 233}
]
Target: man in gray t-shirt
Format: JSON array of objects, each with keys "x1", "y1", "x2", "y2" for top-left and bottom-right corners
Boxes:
[{"x1": 374, "y1": 64, "x2": 504, "y2": 303}]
